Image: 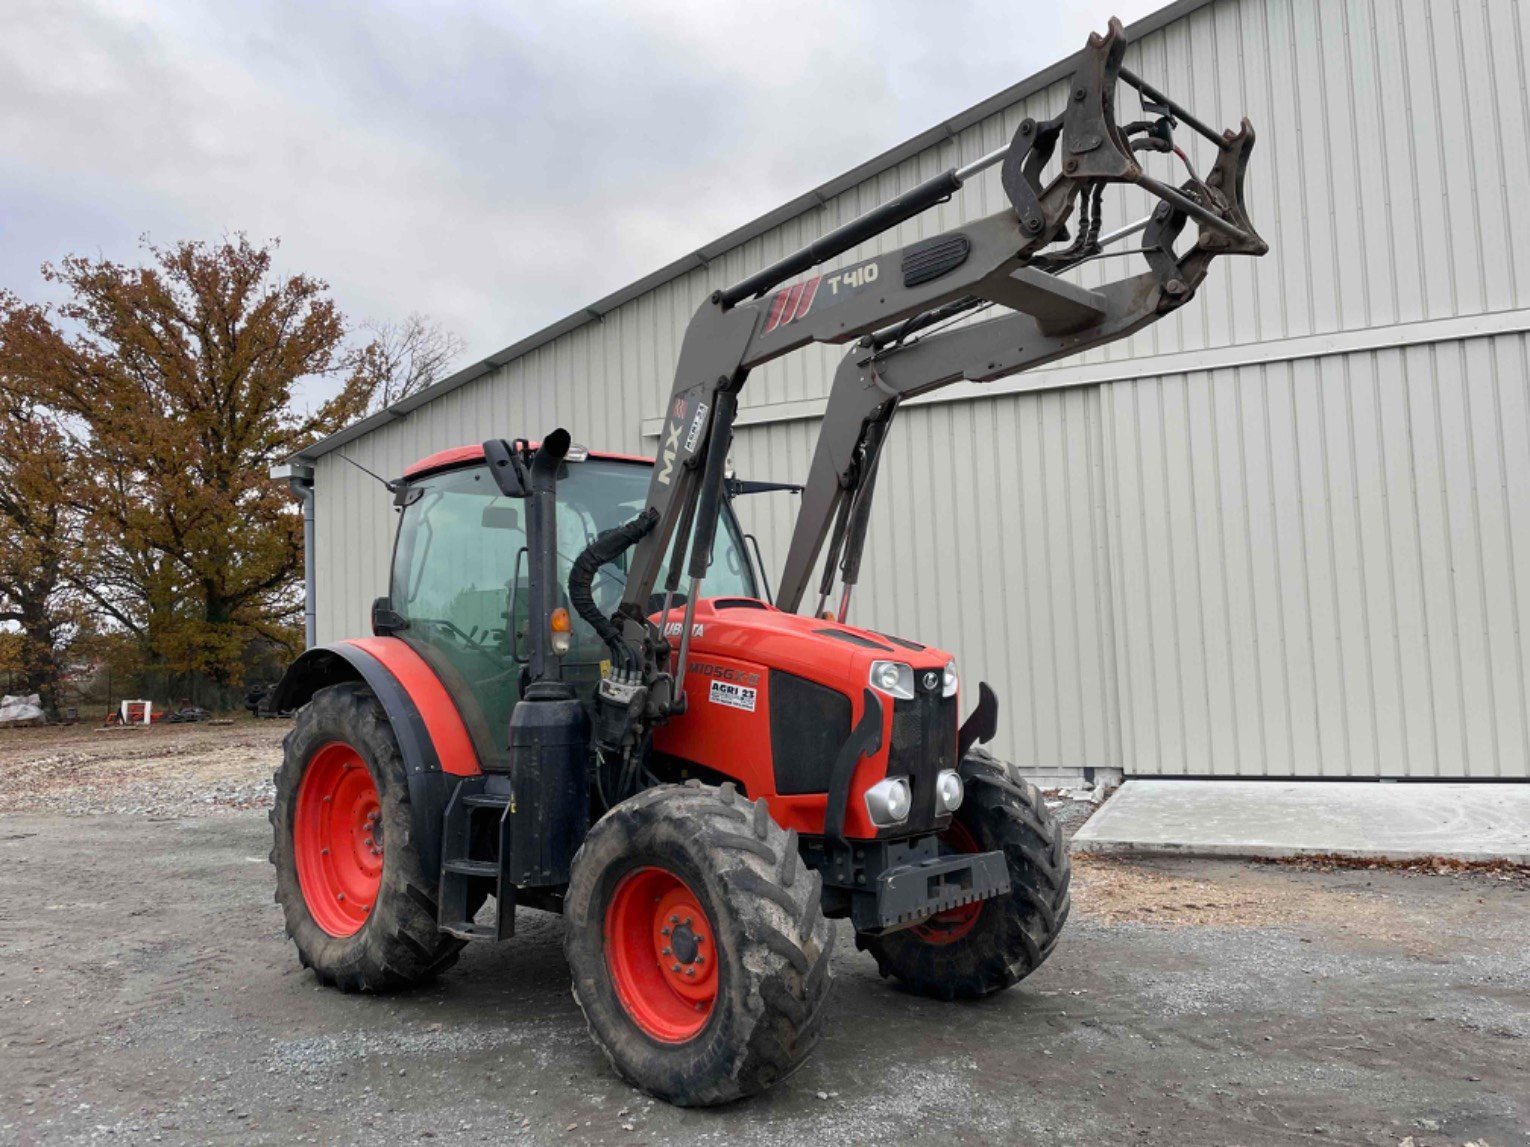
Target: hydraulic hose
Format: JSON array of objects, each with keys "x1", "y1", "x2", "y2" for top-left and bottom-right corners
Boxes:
[{"x1": 568, "y1": 508, "x2": 659, "y2": 666}]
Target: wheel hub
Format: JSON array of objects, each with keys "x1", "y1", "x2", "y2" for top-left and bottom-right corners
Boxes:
[
  {"x1": 668, "y1": 921, "x2": 701, "y2": 965},
  {"x1": 364, "y1": 809, "x2": 384, "y2": 857},
  {"x1": 293, "y1": 741, "x2": 382, "y2": 938},
  {"x1": 605, "y1": 867, "x2": 718, "y2": 1042}
]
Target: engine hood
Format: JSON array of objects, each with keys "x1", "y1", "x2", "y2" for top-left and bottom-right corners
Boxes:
[{"x1": 655, "y1": 597, "x2": 954, "y2": 686}]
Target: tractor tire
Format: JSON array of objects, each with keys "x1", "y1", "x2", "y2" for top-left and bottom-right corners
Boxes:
[
  {"x1": 857, "y1": 748, "x2": 1071, "y2": 1000},
  {"x1": 270, "y1": 681, "x2": 466, "y2": 992},
  {"x1": 564, "y1": 781, "x2": 834, "y2": 1106}
]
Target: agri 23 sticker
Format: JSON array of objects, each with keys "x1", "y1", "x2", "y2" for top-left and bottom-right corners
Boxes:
[{"x1": 708, "y1": 679, "x2": 757, "y2": 713}]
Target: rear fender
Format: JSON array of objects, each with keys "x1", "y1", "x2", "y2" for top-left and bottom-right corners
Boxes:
[{"x1": 271, "y1": 638, "x2": 482, "y2": 885}]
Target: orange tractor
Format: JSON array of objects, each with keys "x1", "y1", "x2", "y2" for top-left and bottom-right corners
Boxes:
[{"x1": 269, "y1": 20, "x2": 1264, "y2": 1105}]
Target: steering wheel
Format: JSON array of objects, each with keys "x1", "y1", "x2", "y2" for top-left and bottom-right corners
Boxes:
[{"x1": 421, "y1": 618, "x2": 481, "y2": 646}]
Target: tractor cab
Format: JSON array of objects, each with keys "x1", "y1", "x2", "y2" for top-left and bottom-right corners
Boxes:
[{"x1": 380, "y1": 440, "x2": 760, "y2": 774}]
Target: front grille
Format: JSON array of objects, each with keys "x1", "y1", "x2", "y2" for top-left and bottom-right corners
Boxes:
[
  {"x1": 886, "y1": 680, "x2": 958, "y2": 834},
  {"x1": 770, "y1": 672, "x2": 852, "y2": 795}
]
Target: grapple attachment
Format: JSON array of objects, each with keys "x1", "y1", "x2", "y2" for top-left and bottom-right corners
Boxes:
[{"x1": 1003, "y1": 16, "x2": 1266, "y2": 302}]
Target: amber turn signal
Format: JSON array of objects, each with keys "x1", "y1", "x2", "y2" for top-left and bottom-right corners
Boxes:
[{"x1": 551, "y1": 607, "x2": 573, "y2": 655}]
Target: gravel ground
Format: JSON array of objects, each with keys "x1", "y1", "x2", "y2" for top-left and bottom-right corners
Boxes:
[
  {"x1": 0, "y1": 720, "x2": 284, "y2": 818},
  {"x1": 0, "y1": 723, "x2": 1525, "y2": 1145}
]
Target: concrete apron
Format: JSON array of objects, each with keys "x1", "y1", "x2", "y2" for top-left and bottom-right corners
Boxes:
[{"x1": 1071, "y1": 779, "x2": 1530, "y2": 864}]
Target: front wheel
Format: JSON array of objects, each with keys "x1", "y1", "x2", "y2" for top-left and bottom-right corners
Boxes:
[
  {"x1": 857, "y1": 748, "x2": 1071, "y2": 999},
  {"x1": 564, "y1": 782, "x2": 834, "y2": 1106}
]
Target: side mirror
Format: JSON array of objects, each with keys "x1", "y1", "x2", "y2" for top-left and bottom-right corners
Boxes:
[{"x1": 483, "y1": 439, "x2": 528, "y2": 497}]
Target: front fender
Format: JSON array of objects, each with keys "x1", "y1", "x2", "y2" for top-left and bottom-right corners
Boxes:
[{"x1": 271, "y1": 638, "x2": 482, "y2": 884}]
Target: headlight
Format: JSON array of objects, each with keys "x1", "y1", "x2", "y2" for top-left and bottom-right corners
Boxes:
[
  {"x1": 935, "y1": 768, "x2": 964, "y2": 812},
  {"x1": 864, "y1": 776, "x2": 912, "y2": 826},
  {"x1": 942, "y1": 660, "x2": 958, "y2": 697},
  {"x1": 869, "y1": 660, "x2": 914, "y2": 700}
]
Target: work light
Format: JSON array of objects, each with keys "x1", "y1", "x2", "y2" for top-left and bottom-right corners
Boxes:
[
  {"x1": 864, "y1": 776, "x2": 912, "y2": 826},
  {"x1": 936, "y1": 768, "x2": 964, "y2": 812}
]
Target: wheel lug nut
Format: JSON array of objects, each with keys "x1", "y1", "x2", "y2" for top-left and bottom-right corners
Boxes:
[
  {"x1": 660, "y1": 927, "x2": 670, "y2": 936},
  {"x1": 661, "y1": 947, "x2": 671, "y2": 956},
  {"x1": 671, "y1": 964, "x2": 681, "y2": 973},
  {"x1": 683, "y1": 917, "x2": 692, "y2": 926},
  {"x1": 686, "y1": 967, "x2": 695, "y2": 977},
  {"x1": 695, "y1": 956, "x2": 705, "y2": 965},
  {"x1": 669, "y1": 915, "x2": 679, "y2": 924}
]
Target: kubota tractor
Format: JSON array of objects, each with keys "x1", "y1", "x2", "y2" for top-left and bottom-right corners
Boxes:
[{"x1": 269, "y1": 19, "x2": 1265, "y2": 1105}]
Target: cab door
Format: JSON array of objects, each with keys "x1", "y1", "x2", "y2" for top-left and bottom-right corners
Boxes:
[{"x1": 390, "y1": 464, "x2": 527, "y2": 771}]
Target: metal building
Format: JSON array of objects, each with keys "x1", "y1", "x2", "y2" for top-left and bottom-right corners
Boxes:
[{"x1": 293, "y1": 0, "x2": 1530, "y2": 780}]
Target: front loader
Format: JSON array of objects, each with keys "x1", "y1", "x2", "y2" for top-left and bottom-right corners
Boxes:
[{"x1": 269, "y1": 19, "x2": 1266, "y2": 1106}]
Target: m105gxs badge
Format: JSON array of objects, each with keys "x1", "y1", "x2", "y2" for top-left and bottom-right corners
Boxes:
[
  {"x1": 687, "y1": 661, "x2": 760, "y2": 687},
  {"x1": 708, "y1": 679, "x2": 757, "y2": 713}
]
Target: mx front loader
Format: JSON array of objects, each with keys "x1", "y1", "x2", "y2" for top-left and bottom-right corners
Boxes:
[{"x1": 269, "y1": 19, "x2": 1266, "y2": 1106}]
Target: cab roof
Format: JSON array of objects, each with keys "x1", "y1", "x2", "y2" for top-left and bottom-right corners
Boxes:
[{"x1": 402, "y1": 443, "x2": 653, "y2": 481}]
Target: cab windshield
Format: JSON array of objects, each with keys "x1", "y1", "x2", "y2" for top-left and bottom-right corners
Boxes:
[{"x1": 388, "y1": 457, "x2": 757, "y2": 767}]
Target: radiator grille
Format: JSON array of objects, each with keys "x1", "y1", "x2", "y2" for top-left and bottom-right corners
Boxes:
[
  {"x1": 770, "y1": 672, "x2": 852, "y2": 795},
  {"x1": 887, "y1": 682, "x2": 958, "y2": 834}
]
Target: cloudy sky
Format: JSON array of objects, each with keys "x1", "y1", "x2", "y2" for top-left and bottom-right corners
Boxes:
[{"x1": 2, "y1": 0, "x2": 1161, "y2": 402}]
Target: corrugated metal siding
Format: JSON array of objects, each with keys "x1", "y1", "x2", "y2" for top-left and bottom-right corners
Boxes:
[
  {"x1": 1104, "y1": 332, "x2": 1530, "y2": 777},
  {"x1": 313, "y1": 0, "x2": 1530, "y2": 777}
]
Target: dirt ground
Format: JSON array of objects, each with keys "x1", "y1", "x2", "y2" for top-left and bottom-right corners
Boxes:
[
  {"x1": 0, "y1": 723, "x2": 1526, "y2": 1145},
  {"x1": 0, "y1": 720, "x2": 284, "y2": 818}
]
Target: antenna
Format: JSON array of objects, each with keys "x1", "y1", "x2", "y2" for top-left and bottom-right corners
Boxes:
[{"x1": 337, "y1": 453, "x2": 399, "y2": 493}]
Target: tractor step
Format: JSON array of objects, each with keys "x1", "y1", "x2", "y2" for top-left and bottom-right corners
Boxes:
[
  {"x1": 443, "y1": 858, "x2": 498, "y2": 877},
  {"x1": 437, "y1": 776, "x2": 516, "y2": 943},
  {"x1": 462, "y1": 793, "x2": 510, "y2": 809}
]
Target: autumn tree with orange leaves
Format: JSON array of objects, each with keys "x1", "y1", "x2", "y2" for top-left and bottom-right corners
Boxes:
[
  {"x1": 0, "y1": 237, "x2": 378, "y2": 696},
  {"x1": 0, "y1": 316, "x2": 83, "y2": 712}
]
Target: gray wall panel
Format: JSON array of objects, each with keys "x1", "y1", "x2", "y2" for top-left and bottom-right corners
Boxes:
[{"x1": 1105, "y1": 333, "x2": 1530, "y2": 777}]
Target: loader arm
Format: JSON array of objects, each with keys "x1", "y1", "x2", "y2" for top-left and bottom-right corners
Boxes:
[{"x1": 572, "y1": 17, "x2": 1266, "y2": 754}]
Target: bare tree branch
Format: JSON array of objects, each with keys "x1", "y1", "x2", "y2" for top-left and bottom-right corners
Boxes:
[{"x1": 363, "y1": 313, "x2": 466, "y2": 412}]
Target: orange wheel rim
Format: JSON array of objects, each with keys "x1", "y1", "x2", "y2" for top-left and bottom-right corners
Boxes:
[
  {"x1": 604, "y1": 867, "x2": 718, "y2": 1042},
  {"x1": 911, "y1": 817, "x2": 985, "y2": 946},
  {"x1": 294, "y1": 741, "x2": 382, "y2": 937}
]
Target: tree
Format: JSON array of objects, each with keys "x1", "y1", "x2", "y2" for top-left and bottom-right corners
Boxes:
[
  {"x1": 0, "y1": 299, "x2": 82, "y2": 711},
  {"x1": 1, "y1": 237, "x2": 377, "y2": 688},
  {"x1": 364, "y1": 312, "x2": 466, "y2": 411}
]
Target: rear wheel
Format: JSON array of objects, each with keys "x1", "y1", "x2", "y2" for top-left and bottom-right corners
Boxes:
[
  {"x1": 565, "y1": 782, "x2": 833, "y2": 1106},
  {"x1": 857, "y1": 749, "x2": 1071, "y2": 999},
  {"x1": 271, "y1": 681, "x2": 466, "y2": 992}
]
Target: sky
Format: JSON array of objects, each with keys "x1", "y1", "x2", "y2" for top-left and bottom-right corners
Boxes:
[{"x1": 1, "y1": 0, "x2": 1163, "y2": 406}]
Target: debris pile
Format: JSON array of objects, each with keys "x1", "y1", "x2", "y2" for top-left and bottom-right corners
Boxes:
[{"x1": 0, "y1": 694, "x2": 45, "y2": 725}]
